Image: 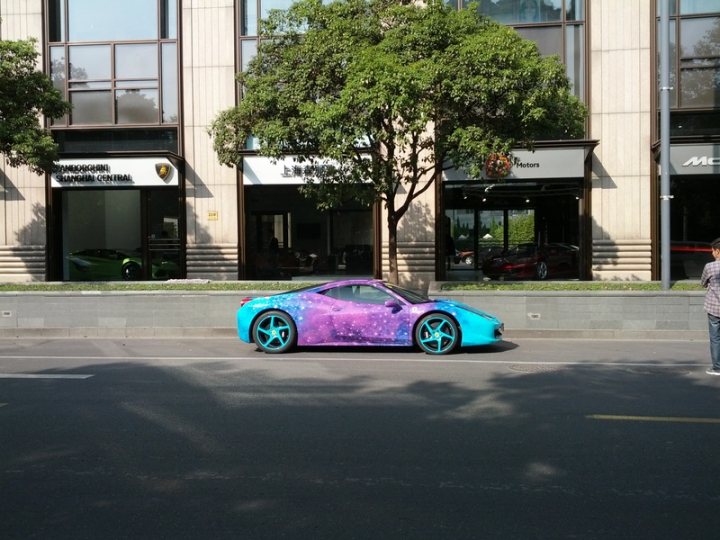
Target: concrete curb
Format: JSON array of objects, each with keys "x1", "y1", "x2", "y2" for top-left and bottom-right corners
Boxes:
[{"x1": 0, "y1": 285, "x2": 708, "y2": 340}]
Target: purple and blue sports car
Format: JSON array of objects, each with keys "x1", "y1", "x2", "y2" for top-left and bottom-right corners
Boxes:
[{"x1": 236, "y1": 279, "x2": 503, "y2": 355}]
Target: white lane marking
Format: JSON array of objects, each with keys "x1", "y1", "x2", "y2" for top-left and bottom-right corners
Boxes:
[
  {"x1": 0, "y1": 373, "x2": 93, "y2": 379},
  {"x1": 0, "y1": 354, "x2": 706, "y2": 368},
  {"x1": 588, "y1": 414, "x2": 720, "y2": 425}
]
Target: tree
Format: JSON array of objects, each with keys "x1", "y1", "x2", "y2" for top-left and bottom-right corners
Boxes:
[
  {"x1": 0, "y1": 38, "x2": 70, "y2": 174},
  {"x1": 210, "y1": 0, "x2": 586, "y2": 283}
]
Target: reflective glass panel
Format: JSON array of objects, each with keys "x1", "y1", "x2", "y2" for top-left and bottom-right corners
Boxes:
[
  {"x1": 117, "y1": 80, "x2": 158, "y2": 89},
  {"x1": 679, "y1": 17, "x2": 720, "y2": 108},
  {"x1": 116, "y1": 89, "x2": 160, "y2": 124},
  {"x1": 161, "y1": 43, "x2": 178, "y2": 123},
  {"x1": 656, "y1": 0, "x2": 678, "y2": 16},
  {"x1": 467, "y1": 0, "x2": 562, "y2": 24},
  {"x1": 48, "y1": 0, "x2": 65, "y2": 42},
  {"x1": 69, "y1": 45, "x2": 111, "y2": 81},
  {"x1": 70, "y1": 81, "x2": 111, "y2": 90},
  {"x1": 68, "y1": 0, "x2": 158, "y2": 41},
  {"x1": 116, "y1": 44, "x2": 158, "y2": 80},
  {"x1": 50, "y1": 47, "x2": 68, "y2": 125},
  {"x1": 515, "y1": 26, "x2": 563, "y2": 56},
  {"x1": 162, "y1": 0, "x2": 178, "y2": 39},
  {"x1": 54, "y1": 129, "x2": 179, "y2": 153},
  {"x1": 242, "y1": 0, "x2": 258, "y2": 36},
  {"x1": 50, "y1": 47, "x2": 67, "y2": 94},
  {"x1": 241, "y1": 40, "x2": 258, "y2": 72},
  {"x1": 566, "y1": 25, "x2": 584, "y2": 98},
  {"x1": 566, "y1": 0, "x2": 583, "y2": 21},
  {"x1": 680, "y1": 0, "x2": 719, "y2": 15},
  {"x1": 71, "y1": 91, "x2": 112, "y2": 124}
]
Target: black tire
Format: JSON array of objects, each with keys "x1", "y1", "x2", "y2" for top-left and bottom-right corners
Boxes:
[
  {"x1": 535, "y1": 260, "x2": 548, "y2": 280},
  {"x1": 121, "y1": 262, "x2": 141, "y2": 280},
  {"x1": 414, "y1": 313, "x2": 459, "y2": 355},
  {"x1": 252, "y1": 310, "x2": 297, "y2": 354}
]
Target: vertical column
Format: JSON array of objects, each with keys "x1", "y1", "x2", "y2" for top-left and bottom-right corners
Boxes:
[
  {"x1": 182, "y1": 0, "x2": 239, "y2": 279},
  {"x1": 589, "y1": 0, "x2": 653, "y2": 280}
]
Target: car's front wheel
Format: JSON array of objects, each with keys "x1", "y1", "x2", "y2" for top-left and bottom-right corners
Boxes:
[
  {"x1": 252, "y1": 310, "x2": 296, "y2": 354},
  {"x1": 415, "y1": 313, "x2": 459, "y2": 355}
]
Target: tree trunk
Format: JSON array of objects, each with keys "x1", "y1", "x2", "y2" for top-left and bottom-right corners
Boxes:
[{"x1": 387, "y1": 212, "x2": 399, "y2": 284}]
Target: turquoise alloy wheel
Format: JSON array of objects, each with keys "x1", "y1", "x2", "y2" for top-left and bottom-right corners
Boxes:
[
  {"x1": 415, "y1": 313, "x2": 459, "y2": 355},
  {"x1": 252, "y1": 310, "x2": 296, "y2": 354}
]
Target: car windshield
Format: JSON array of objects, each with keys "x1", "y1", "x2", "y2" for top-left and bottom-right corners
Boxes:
[{"x1": 385, "y1": 283, "x2": 430, "y2": 304}]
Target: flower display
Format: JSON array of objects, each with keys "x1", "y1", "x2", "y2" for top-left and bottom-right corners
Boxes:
[{"x1": 484, "y1": 153, "x2": 512, "y2": 179}]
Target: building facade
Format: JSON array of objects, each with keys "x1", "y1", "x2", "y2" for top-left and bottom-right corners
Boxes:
[{"x1": 0, "y1": 0, "x2": 717, "y2": 286}]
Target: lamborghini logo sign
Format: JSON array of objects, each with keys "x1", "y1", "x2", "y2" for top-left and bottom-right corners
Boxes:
[{"x1": 156, "y1": 163, "x2": 172, "y2": 181}]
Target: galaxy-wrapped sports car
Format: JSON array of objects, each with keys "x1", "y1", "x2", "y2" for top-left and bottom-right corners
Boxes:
[{"x1": 236, "y1": 279, "x2": 503, "y2": 355}]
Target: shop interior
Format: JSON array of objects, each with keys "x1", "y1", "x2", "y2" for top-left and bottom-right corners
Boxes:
[
  {"x1": 444, "y1": 180, "x2": 582, "y2": 281},
  {"x1": 245, "y1": 185, "x2": 374, "y2": 280}
]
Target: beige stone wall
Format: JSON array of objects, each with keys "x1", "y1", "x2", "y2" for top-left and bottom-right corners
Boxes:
[
  {"x1": 181, "y1": 0, "x2": 239, "y2": 279},
  {"x1": 0, "y1": 0, "x2": 46, "y2": 281},
  {"x1": 589, "y1": 0, "x2": 653, "y2": 280}
]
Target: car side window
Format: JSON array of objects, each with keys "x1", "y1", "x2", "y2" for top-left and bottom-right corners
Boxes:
[
  {"x1": 353, "y1": 285, "x2": 393, "y2": 305},
  {"x1": 323, "y1": 286, "x2": 355, "y2": 302},
  {"x1": 322, "y1": 285, "x2": 393, "y2": 305}
]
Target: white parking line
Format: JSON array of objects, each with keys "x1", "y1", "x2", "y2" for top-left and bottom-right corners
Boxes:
[{"x1": 0, "y1": 373, "x2": 93, "y2": 379}]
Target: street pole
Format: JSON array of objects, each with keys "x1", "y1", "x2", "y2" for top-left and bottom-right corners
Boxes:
[{"x1": 660, "y1": 0, "x2": 672, "y2": 289}]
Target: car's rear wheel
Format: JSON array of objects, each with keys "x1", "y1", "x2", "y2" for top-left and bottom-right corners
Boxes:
[
  {"x1": 121, "y1": 262, "x2": 141, "y2": 281},
  {"x1": 252, "y1": 310, "x2": 296, "y2": 354},
  {"x1": 415, "y1": 313, "x2": 459, "y2": 355},
  {"x1": 535, "y1": 260, "x2": 548, "y2": 280}
]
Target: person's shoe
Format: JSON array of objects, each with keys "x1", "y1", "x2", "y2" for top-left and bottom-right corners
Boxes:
[{"x1": 706, "y1": 368, "x2": 720, "y2": 376}]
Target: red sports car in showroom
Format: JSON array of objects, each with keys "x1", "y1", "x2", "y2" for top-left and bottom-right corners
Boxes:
[{"x1": 481, "y1": 243, "x2": 579, "y2": 280}]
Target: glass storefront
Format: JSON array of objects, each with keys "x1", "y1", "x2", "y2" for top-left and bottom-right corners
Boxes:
[
  {"x1": 59, "y1": 187, "x2": 180, "y2": 281},
  {"x1": 663, "y1": 144, "x2": 720, "y2": 280},
  {"x1": 245, "y1": 186, "x2": 374, "y2": 280},
  {"x1": 444, "y1": 183, "x2": 581, "y2": 280}
]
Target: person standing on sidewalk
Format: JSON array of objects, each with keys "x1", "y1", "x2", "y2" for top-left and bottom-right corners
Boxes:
[{"x1": 700, "y1": 237, "x2": 720, "y2": 376}]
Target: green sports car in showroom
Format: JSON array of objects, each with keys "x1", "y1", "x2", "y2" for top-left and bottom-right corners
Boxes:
[{"x1": 67, "y1": 249, "x2": 180, "y2": 281}]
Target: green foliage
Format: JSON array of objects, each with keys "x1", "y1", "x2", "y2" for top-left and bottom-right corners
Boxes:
[
  {"x1": 0, "y1": 38, "x2": 70, "y2": 174},
  {"x1": 489, "y1": 212, "x2": 535, "y2": 244}
]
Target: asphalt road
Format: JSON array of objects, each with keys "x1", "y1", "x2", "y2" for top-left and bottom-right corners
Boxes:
[{"x1": 1, "y1": 337, "x2": 718, "y2": 540}]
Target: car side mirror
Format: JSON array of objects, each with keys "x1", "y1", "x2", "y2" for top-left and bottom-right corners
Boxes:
[{"x1": 384, "y1": 300, "x2": 401, "y2": 310}]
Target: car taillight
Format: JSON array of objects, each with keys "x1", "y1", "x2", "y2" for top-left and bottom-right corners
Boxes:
[{"x1": 239, "y1": 297, "x2": 252, "y2": 307}]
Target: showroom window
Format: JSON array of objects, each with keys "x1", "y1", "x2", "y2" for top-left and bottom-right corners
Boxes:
[
  {"x1": 657, "y1": 0, "x2": 720, "y2": 136},
  {"x1": 47, "y1": 0, "x2": 178, "y2": 127}
]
